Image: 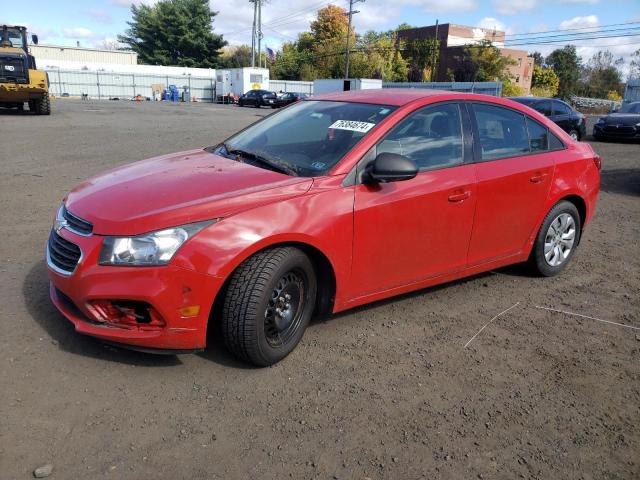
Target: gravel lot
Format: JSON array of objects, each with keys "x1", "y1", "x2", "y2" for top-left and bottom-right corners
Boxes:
[{"x1": 1, "y1": 99, "x2": 638, "y2": 480}]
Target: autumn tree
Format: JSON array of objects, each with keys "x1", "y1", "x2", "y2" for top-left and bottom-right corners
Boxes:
[{"x1": 531, "y1": 65, "x2": 559, "y2": 97}]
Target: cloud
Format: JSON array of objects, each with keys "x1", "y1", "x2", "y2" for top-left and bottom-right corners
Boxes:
[
  {"x1": 559, "y1": 15, "x2": 599, "y2": 30},
  {"x1": 398, "y1": 0, "x2": 478, "y2": 13},
  {"x1": 111, "y1": 0, "x2": 158, "y2": 7},
  {"x1": 84, "y1": 9, "x2": 114, "y2": 24},
  {"x1": 491, "y1": 0, "x2": 537, "y2": 15},
  {"x1": 61, "y1": 27, "x2": 94, "y2": 39},
  {"x1": 477, "y1": 17, "x2": 507, "y2": 33}
]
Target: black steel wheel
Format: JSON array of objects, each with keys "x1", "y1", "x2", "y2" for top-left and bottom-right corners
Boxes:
[{"x1": 221, "y1": 247, "x2": 317, "y2": 366}]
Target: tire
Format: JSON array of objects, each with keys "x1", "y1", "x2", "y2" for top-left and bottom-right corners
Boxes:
[
  {"x1": 237, "y1": 100, "x2": 243, "y2": 107},
  {"x1": 222, "y1": 247, "x2": 317, "y2": 366},
  {"x1": 568, "y1": 129, "x2": 579, "y2": 141},
  {"x1": 32, "y1": 94, "x2": 51, "y2": 115},
  {"x1": 528, "y1": 200, "x2": 581, "y2": 277}
]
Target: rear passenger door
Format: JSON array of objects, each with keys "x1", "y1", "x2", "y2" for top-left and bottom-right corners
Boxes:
[{"x1": 467, "y1": 103, "x2": 556, "y2": 266}]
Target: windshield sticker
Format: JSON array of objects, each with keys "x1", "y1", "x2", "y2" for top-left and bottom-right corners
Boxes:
[
  {"x1": 329, "y1": 120, "x2": 376, "y2": 133},
  {"x1": 311, "y1": 161, "x2": 326, "y2": 170}
]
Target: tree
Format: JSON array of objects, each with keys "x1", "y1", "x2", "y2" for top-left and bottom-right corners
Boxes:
[
  {"x1": 531, "y1": 65, "x2": 559, "y2": 97},
  {"x1": 402, "y1": 37, "x2": 439, "y2": 82},
  {"x1": 502, "y1": 80, "x2": 524, "y2": 97},
  {"x1": 580, "y1": 50, "x2": 623, "y2": 98},
  {"x1": 118, "y1": 0, "x2": 226, "y2": 67},
  {"x1": 455, "y1": 41, "x2": 516, "y2": 82},
  {"x1": 545, "y1": 45, "x2": 581, "y2": 99},
  {"x1": 630, "y1": 49, "x2": 640, "y2": 79},
  {"x1": 220, "y1": 45, "x2": 252, "y2": 68},
  {"x1": 310, "y1": 5, "x2": 349, "y2": 43},
  {"x1": 530, "y1": 51, "x2": 544, "y2": 67}
]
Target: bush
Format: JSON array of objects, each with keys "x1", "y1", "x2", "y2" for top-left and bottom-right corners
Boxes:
[{"x1": 502, "y1": 80, "x2": 524, "y2": 97}]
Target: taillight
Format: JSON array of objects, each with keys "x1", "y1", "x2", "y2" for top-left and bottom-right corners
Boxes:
[{"x1": 593, "y1": 154, "x2": 602, "y2": 171}]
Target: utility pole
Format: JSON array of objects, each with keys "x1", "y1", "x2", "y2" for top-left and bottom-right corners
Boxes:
[
  {"x1": 257, "y1": 0, "x2": 263, "y2": 68},
  {"x1": 251, "y1": 0, "x2": 257, "y2": 67},
  {"x1": 344, "y1": 0, "x2": 364, "y2": 79}
]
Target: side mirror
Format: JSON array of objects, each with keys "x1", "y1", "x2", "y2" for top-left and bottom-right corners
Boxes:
[
  {"x1": 31, "y1": 34, "x2": 38, "y2": 45},
  {"x1": 365, "y1": 152, "x2": 418, "y2": 184}
]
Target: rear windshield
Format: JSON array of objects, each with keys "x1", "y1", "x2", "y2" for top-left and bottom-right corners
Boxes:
[{"x1": 216, "y1": 100, "x2": 397, "y2": 176}]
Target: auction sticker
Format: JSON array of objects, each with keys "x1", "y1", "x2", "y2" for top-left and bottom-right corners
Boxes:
[{"x1": 329, "y1": 120, "x2": 376, "y2": 133}]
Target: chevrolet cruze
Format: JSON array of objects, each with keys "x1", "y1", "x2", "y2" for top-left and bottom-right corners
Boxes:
[{"x1": 47, "y1": 89, "x2": 601, "y2": 366}]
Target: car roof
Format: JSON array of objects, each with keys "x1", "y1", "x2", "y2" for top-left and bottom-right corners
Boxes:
[{"x1": 311, "y1": 88, "x2": 469, "y2": 106}]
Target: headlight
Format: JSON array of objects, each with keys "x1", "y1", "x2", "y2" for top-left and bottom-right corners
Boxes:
[
  {"x1": 636, "y1": 122, "x2": 640, "y2": 128},
  {"x1": 98, "y1": 220, "x2": 216, "y2": 266}
]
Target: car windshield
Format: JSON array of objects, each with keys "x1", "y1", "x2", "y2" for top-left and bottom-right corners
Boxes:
[
  {"x1": 215, "y1": 100, "x2": 397, "y2": 176},
  {"x1": 618, "y1": 102, "x2": 640, "y2": 114}
]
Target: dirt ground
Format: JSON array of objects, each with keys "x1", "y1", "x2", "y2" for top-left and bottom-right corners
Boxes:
[{"x1": 1, "y1": 99, "x2": 638, "y2": 480}]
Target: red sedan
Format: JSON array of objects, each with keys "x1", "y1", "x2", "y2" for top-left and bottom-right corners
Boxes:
[{"x1": 47, "y1": 89, "x2": 601, "y2": 366}]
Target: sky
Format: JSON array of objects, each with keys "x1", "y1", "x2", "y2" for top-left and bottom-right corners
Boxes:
[{"x1": 2, "y1": 0, "x2": 639, "y2": 73}]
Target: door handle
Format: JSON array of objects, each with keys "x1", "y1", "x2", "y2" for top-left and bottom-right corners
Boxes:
[
  {"x1": 448, "y1": 191, "x2": 471, "y2": 202},
  {"x1": 529, "y1": 173, "x2": 548, "y2": 184}
]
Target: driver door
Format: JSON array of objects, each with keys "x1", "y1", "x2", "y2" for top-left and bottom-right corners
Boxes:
[{"x1": 349, "y1": 103, "x2": 477, "y2": 299}]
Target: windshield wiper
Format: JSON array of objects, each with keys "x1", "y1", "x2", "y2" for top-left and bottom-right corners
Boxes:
[{"x1": 223, "y1": 145, "x2": 298, "y2": 176}]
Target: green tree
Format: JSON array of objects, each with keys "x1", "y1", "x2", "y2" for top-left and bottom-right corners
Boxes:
[
  {"x1": 545, "y1": 45, "x2": 581, "y2": 99},
  {"x1": 456, "y1": 41, "x2": 516, "y2": 82},
  {"x1": 531, "y1": 65, "x2": 559, "y2": 97},
  {"x1": 581, "y1": 50, "x2": 623, "y2": 98},
  {"x1": 220, "y1": 45, "x2": 252, "y2": 68},
  {"x1": 530, "y1": 51, "x2": 544, "y2": 67},
  {"x1": 402, "y1": 37, "x2": 440, "y2": 82},
  {"x1": 118, "y1": 0, "x2": 226, "y2": 67}
]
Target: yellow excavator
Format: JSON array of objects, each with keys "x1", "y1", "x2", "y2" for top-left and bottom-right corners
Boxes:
[{"x1": 0, "y1": 25, "x2": 50, "y2": 114}]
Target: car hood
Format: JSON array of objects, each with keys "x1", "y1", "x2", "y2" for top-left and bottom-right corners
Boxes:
[
  {"x1": 602, "y1": 113, "x2": 640, "y2": 126},
  {"x1": 64, "y1": 149, "x2": 313, "y2": 236}
]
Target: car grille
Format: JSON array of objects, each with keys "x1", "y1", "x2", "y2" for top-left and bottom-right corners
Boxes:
[
  {"x1": 603, "y1": 125, "x2": 635, "y2": 134},
  {"x1": 63, "y1": 206, "x2": 93, "y2": 235},
  {"x1": 48, "y1": 230, "x2": 82, "y2": 274}
]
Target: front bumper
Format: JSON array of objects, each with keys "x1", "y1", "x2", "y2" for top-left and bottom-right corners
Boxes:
[
  {"x1": 593, "y1": 123, "x2": 640, "y2": 139},
  {"x1": 47, "y1": 228, "x2": 224, "y2": 350}
]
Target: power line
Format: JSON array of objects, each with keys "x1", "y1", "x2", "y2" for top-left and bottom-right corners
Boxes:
[{"x1": 502, "y1": 20, "x2": 640, "y2": 38}]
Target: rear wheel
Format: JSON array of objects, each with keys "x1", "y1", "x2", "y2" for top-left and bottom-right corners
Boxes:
[
  {"x1": 31, "y1": 94, "x2": 51, "y2": 115},
  {"x1": 528, "y1": 200, "x2": 581, "y2": 276},
  {"x1": 222, "y1": 247, "x2": 317, "y2": 366}
]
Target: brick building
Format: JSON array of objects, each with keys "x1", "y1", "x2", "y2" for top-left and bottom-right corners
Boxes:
[{"x1": 397, "y1": 23, "x2": 534, "y2": 94}]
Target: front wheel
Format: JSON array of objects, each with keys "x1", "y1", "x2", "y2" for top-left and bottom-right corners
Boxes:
[
  {"x1": 568, "y1": 129, "x2": 580, "y2": 141},
  {"x1": 222, "y1": 247, "x2": 317, "y2": 366},
  {"x1": 528, "y1": 200, "x2": 581, "y2": 276}
]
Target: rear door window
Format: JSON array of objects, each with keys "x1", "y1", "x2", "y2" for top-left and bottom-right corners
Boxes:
[
  {"x1": 472, "y1": 104, "x2": 530, "y2": 161},
  {"x1": 535, "y1": 100, "x2": 553, "y2": 117},
  {"x1": 526, "y1": 117, "x2": 549, "y2": 152},
  {"x1": 553, "y1": 101, "x2": 572, "y2": 115}
]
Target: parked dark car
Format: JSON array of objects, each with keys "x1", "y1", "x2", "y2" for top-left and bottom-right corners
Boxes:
[
  {"x1": 272, "y1": 92, "x2": 309, "y2": 108},
  {"x1": 593, "y1": 101, "x2": 640, "y2": 141},
  {"x1": 509, "y1": 97, "x2": 586, "y2": 141},
  {"x1": 238, "y1": 89, "x2": 277, "y2": 108}
]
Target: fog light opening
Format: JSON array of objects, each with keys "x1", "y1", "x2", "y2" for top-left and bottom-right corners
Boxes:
[{"x1": 87, "y1": 300, "x2": 166, "y2": 330}]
